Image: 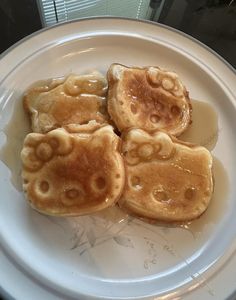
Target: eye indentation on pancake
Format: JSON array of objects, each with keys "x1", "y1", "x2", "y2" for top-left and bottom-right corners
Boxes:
[
  {"x1": 184, "y1": 187, "x2": 196, "y2": 200},
  {"x1": 150, "y1": 114, "x2": 160, "y2": 123},
  {"x1": 40, "y1": 181, "x2": 49, "y2": 193},
  {"x1": 34, "y1": 180, "x2": 50, "y2": 198},
  {"x1": 36, "y1": 142, "x2": 53, "y2": 161},
  {"x1": 153, "y1": 189, "x2": 168, "y2": 202},
  {"x1": 130, "y1": 176, "x2": 142, "y2": 190},
  {"x1": 116, "y1": 174, "x2": 121, "y2": 178},
  {"x1": 171, "y1": 105, "x2": 181, "y2": 117},
  {"x1": 138, "y1": 143, "x2": 154, "y2": 158},
  {"x1": 96, "y1": 177, "x2": 106, "y2": 190},
  {"x1": 130, "y1": 103, "x2": 137, "y2": 114},
  {"x1": 119, "y1": 101, "x2": 124, "y2": 105},
  {"x1": 162, "y1": 78, "x2": 174, "y2": 90},
  {"x1": 90, "y1": 174, "x2": 107, "y2": 192}
]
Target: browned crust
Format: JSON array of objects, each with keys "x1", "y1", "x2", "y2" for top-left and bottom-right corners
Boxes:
[{"x1": 107, "y1": 63, "x2": 192, "y2": 136}]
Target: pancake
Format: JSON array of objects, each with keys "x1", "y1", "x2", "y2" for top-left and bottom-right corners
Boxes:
[
  {"x1": 21, "y1": 123, "x2": 125, "y2": 216},
  {"x1": 107, "y1": 64, "x2": 192, "y2": 136},
  {"x1": 119, "y1": 128, "x2": 213, "y2": 222},
  {"x1": 24, "y1": 71, "x2": 109, "y2": 133}
]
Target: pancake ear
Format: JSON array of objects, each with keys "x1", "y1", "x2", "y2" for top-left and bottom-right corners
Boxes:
[{"x1": 90, "y1": 125, "x2": 121, "y2": 152}]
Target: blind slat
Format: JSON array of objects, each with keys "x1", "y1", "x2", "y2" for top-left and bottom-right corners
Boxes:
[{"x1": 39, "y1": 0, "x2": 150, "y2": 27}]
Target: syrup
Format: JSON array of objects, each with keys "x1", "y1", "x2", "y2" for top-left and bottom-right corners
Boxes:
[
  {"x1": 0, "y1": 97, "x2": 31, "y2": 191},
  {"x1": 185, "y1": 157, "x2": 229, "y2": 236},
  {"x1": 180, "y1": 99, "x2": 218, "y2": 150}
]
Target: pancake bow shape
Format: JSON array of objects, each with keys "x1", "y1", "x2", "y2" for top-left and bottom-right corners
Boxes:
[
  {"x1": 120, "y1": 128, "x2": 213, "y2": 222},
  {"x1": 107, "y1": 64, "x2": 192, "y2": 135},
  {"x1": 21, "y1": 123, "x2": 125, "y2": 216},
  {"x1": 24, "y1": 71, "x2": 109, "y2": 133}
]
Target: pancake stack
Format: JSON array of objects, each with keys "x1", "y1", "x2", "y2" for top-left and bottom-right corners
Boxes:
[{"x1": 21, "y1": 64, "x2": 213, "y2": 222}]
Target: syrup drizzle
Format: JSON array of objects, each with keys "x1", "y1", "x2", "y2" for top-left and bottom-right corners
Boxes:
[{"x1": 180, "y1": 99, "x2": 218, "y2": 150}]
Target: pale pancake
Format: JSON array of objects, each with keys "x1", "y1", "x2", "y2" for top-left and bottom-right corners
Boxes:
[
  {"x1": 24, "y1": 72, "x2": 109, "y2": 133},
  {"x1": 120, "y1": 128, "x2": 213, "y2": 222},
  {"x1": 107, "y1": 64, "x2": 192, "y2": 136},
  {"x1": 21, "y1": 124, "x2": 125, "y2": 216}
]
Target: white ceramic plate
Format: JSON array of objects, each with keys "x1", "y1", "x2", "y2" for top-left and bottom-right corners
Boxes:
[{"x1": 0, "y1": 18, "x2": 236, "y2": 300}]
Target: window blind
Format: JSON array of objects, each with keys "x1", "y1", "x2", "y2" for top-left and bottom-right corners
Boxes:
[{"x1": 37, "y1": 0, "x2": 151, "y2": 27}]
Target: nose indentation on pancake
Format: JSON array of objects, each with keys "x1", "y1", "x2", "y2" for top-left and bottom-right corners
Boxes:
[
  {"x1": 150, "y1": 114, "x2": 160, "y2": 123},
  {"x1": 36, "y1": 142, "x2": 53, "y2": 161},
  {"x1": 66, "y1": 188, "x2": 79, "y2": 199},
  {"x1": 61, "y1": 187, "x2": 84, "y2": 206},
  {"x1": 184, "y1": 187, "x2": 196, "y2": 200}
]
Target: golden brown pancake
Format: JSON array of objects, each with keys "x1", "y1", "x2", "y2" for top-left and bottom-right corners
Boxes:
[
  {"x1": 24, "y1": 72, "x2": 109, "y2": 133},
  {"x1": 119, "y1": 128, "x2": 213, "y2": 222},
  {"x1": 107, "y1": 64, "x2": 192, "y2": 136},
  {"x1": 21, "y1": 123, "x2": 125, "y2": 216}
]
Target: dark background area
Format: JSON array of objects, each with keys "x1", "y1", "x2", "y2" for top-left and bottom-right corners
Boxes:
[
  {"x1": 0, "y1": 0, "x2": 235, "y2": 68},
  {"x1": 0, "y1": 0, "x2": 41, "y2": 54},
  {"x1": 159, "y1": 0, "x2": 236, "y2": 68}
]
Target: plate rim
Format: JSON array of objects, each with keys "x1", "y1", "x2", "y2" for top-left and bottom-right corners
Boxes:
[{"x1": 0, "y1": 16, "x2": 235, "y2": 76}]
